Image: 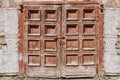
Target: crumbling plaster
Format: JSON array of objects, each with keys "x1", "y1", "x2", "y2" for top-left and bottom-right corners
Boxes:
[
  {"x1": 0, "y1": 9, "x2": 18, "y2": 73},
  {"x1": 104, "y1": 9, "x2": 120, "y2": 74}
]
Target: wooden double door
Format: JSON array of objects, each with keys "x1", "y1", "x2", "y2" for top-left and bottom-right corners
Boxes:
[{"x1": 20, "y1": 2, "x2": 103, "y2": 78}]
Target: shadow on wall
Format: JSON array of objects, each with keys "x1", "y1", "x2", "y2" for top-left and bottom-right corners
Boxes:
[
  {"x1": 116, "y1": 27, "x2": 120, "y2": 55},
  {"x1": 0, "y1": 29, "x2": 7, "y2": 51}
]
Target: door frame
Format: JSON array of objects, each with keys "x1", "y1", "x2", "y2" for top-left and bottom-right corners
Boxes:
[{"x1": 19, "y1": 1, "x2": 104, "y2": 77}]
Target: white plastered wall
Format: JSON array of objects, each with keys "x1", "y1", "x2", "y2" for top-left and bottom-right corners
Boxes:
[
  {"x1": 0, "y1": 9, "x2": 18, "y2": 74},
  {"x1": 104, "y1": 9, "x2": 120, "y2": 74}
]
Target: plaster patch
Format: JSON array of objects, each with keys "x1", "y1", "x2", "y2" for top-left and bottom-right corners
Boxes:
[
  {"x1": 104, "y1": 9, "x2": 120, "y2": 74},
  {"x1": 0, "y1": 9, "x2": 18, "y2": 73}
]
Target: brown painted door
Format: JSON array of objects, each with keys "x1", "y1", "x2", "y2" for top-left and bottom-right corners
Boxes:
[
  {"x1": 23, "y1": 5, "x2": 62, "y2": 78},
  {"x1": 61, "y1": 5, "x2": 99, "y2": 78},
  {"x1": 21, "y1": 3, "x2": 101, "y2": 78}
]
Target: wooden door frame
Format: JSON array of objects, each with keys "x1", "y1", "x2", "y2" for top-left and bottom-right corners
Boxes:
[{"x1": 19, "y1": 1, "x2": 104, "y2": 77}]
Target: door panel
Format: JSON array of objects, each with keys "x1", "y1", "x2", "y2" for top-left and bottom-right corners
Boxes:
[
  {"x1": 24, "y1": 5, "x2": 62, "y2": 77},
  {"x1": 21, "y1": 2, "x2": 102, "y2": 78},
  {"x1": 61, "y1": 5, "x2": 98, "y2": 77}
]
